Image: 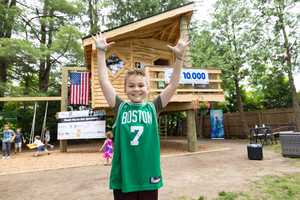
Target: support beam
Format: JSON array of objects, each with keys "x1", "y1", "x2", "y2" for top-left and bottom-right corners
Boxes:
[
  {"x1": 60, "y1": 67, "x2": 68, "y2": 152},
  {"x1": 0, "y1": 96, "x2": 61, "y2": 102},
  {"x1": 167, "y1": 21, "x2": 179, "y2": 42},
  {"x1": 60, "y1": 66, "x2": 87, "y2": 152},
  {"x1": 179, "y1": 15, "x2": 192, "y2": 68},
  {"x1": 186, "y1": 109, "x2": 198, "y2": 152},
  {"x1": 180, "y1": 15, "x2": 198, "y2": 152}
]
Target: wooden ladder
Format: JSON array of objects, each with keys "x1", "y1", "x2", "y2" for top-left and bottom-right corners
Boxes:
[{"x1": 159, "y1": 115, "x2": 168, "y2": 138}]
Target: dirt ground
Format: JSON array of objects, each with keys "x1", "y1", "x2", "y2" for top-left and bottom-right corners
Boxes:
[{"x1": 1, "y1": 138, "x2": 300, "y2": 200}]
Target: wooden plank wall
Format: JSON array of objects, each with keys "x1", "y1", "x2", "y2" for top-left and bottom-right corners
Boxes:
[{"x1": 92, "y1": 38, "x2": 173, "y2": 108}]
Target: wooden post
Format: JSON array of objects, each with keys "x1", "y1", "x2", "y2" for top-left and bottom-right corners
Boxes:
[
  {"x1": 60, "y1": 67, "x2": 87, "y2": 152},
  {"x1": 179, "y1": 15, "x2": 192, "y2": 68},
  {"x1": 180, "y1": 15, "x2": 197, "y2": 151},
  {"x1": 186, "y1": 108, "x2": 198, "y2": 152},
  {"x1": 60, "y1": 67, "x2": 68, "y2": 152},
  {"x1": 258, "y1": 111, "x2": 262, "y2": 125}
]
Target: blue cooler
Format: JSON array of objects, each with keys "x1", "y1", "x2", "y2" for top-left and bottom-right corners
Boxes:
[{"x1": 247, "y1": 144, "x2": 263, "y2": 160}]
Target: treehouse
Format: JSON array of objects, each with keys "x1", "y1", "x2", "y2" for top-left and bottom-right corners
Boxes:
[{"x1": 82, "y1": 3, "x2": 224, "y2": 151}]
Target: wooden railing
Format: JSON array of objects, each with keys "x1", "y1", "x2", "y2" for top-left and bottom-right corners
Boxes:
[{"x1": 145, "y1": 65, "x2": 224, "y2": 102}]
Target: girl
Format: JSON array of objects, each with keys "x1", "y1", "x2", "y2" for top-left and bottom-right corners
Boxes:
[{"x1": 99, "y1": 131, "x2": 113, "y2": 166}]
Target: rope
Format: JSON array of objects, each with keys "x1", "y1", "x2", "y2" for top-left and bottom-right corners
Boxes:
[
  {"x1": 41, "y1": 101, "x2": 48, "y2": 141},
  {"x1": 29, "y1": 102, "x2": 37, "y2": 144}
]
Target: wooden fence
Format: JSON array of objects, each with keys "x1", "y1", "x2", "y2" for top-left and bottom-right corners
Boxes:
[{"x1": 165, "y1": 108, "x2": 297, "y2": 138}]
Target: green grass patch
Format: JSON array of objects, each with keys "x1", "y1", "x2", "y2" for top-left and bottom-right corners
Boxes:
[
  {"x1": 181, "y1": 173, "x2": 300, "y2": 200},
  {"x1": 253, "y1": 174, "x2": 300, "y2": 200},
  {"x1": 177, "y1": 196, "x2": 205, "y2": 200},
  {"x1": 213, "y1": 173, "x2": 300, "y2": 200},
  {"x1": 265, "y1": 143, "x2": 282, "y2": 154},
  {"x1": 264, "y1": 143, "x2": 300, "y2": 167},
  {"x1": 215, "y1": 191, "x2": 250, "y2": 200}
]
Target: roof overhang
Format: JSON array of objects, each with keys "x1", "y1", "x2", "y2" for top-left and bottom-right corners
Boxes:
[{"x1": 82, "y1": 3, "x2": 194, "y2": 48}]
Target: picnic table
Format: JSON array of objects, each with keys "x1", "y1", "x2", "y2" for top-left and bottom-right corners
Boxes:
[{"x1": 249, "y1": 126, "x2": 274, "y2": 145}]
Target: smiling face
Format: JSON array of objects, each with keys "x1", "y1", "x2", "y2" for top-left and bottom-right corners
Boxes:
[{"x1": 125, "y1": 74, "x2": 149, "y2": 103}]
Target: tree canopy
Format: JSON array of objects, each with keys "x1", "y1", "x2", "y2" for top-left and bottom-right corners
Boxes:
[{"x1": 0, "y1": 0, "x2": 300, "y2": 134}]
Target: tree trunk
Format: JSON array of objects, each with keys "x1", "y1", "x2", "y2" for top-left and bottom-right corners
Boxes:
[
  {"x1": 88, "y1": 0, "x2": 99, "y2": 34},
  {"x1": 0, "y1": 59, "x2": 8, "y2": 110},
  {"x1": 287, "y1": 70, "x2": 300, "y2": 131},
  {"x1": 0, "y1": 0, "x2": 17, "y2": 110},
  {"x1": 38, "y1": 4, "x2": 53, "y2": 92},
  {"x1": 39, "y1": 3, "x2": 47, "y2": 91},
  {"x1": 234, "y1": 76, "x2": 249, "y2": 138},
  {"x1": 279, "y1": 8, "x2": 300, "y2": 131},
  {"x1": 88, "y1": 0, "x2": 94, "y2": 34},
  {"x1": 0, "y1": 0, "x2": 16, "y2": 38}
]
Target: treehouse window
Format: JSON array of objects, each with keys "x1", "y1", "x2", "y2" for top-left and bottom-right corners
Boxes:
[
  {"x1": 106, "y1": 53, "x2": 124, "y2": 75},
  {"x1": 154, "y1": 58, "x2": 169, "y2": 66}
]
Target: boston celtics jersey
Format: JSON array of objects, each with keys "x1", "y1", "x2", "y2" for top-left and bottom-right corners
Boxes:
[{"x1": 109, "y1": 100, "x2": 163, "y2": 192}]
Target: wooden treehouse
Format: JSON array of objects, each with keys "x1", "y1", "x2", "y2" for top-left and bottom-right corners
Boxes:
[{"x1": 82, "y1": 3, "x2": 224, "y2": 151}]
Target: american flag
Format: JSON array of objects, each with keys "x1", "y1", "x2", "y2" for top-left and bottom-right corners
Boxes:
[{"x1": 70, "y1": 72, "x2": 90, "y2": 105}]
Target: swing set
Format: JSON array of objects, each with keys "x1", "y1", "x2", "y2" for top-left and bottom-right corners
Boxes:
[
  {"x1": 27, "y1": 101, "x2": 49, "y2": 150},
  {"x1": 0, "y1": 97, "x2": 61, "y2": 149},
  {"x1": 0, "y1": 66, "x2": 87, "y2": 152}
]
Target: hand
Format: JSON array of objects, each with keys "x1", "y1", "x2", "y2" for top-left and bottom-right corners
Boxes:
[
  {"x1": 167, "y1": 35, "x2": 190, "y2": 59},
  {"x1": 91, "y1": 32, "x2": 115, "y2": 51}
]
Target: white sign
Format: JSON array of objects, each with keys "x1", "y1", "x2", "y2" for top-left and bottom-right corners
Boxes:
[
  {"x1": 58, "y1": 110, "x2": 91, "y2": 119},
  {"x1": 57, "y1": 111, "x2": 106, "y2": 140},
  {"x1": 164, "y1": 68, "x2": 209, "y2": 84}
]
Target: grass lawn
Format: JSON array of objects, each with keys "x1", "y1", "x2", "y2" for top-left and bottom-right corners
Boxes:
[
  {"x1": 214, "y1": 172, "x2": 300, "y2": 200},
  {"x1": 213, "y1": 144, "x2": 300, "y2": 200},
  {"x1": 179, "y1": 144, "x2": 300, "y2": 200},
  {"x1": 178, "y1": 172, "x2": 300, "y2": 200}
]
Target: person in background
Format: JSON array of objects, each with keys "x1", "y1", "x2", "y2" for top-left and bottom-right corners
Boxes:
[
  {"x1": 14, "y1": 128, "x2": 25, "y2": 153},
  {"x1": 33, "y1": 135, "x2": 49, "y2": 156},
  {"x1": 99, "y1": 131, "x2": 113, "y2": 166},
  {"x1": 43, "y1": 127, "x2": 54, "y2": 149},
  {"x1": 2, "y1": 124, "x2": 15, "y2": 159}
]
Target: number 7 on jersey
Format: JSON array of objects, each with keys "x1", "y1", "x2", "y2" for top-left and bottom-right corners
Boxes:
[{"x1": 130, "y1": 126, "x2": 144, "y2": 146}]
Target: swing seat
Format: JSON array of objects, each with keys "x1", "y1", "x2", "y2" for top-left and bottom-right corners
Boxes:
[
  {"x1": 27, "y1": 143, "x2": 37, "y2": 149},
  {"x1": 34, "y1": 151, "x2": 51, "y2": 157}
]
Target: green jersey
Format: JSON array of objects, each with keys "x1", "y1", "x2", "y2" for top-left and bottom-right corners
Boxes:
[{"x1": 110, "y1": 98, "x2": 163, "y2": 192}]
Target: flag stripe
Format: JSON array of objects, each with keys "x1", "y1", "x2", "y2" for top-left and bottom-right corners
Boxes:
[{"x1": 70, "y1": 72, "x2": 90, "y2": 105}]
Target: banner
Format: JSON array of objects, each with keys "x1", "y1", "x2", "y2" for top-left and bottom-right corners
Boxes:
[
  {"x1": 165, "y1": 68, "x2": 209, "y2": 84},
  {"x1": 210, "y1": 109, "x2": 224, "y2": 139},
  {"x1": 57, "y1": 110, "x2": 106, "y2": 140}
]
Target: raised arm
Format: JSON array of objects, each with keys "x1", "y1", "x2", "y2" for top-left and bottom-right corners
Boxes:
[
  {"x1": 92, "y1": 33, "x2": 116, "y2": 107},
  {"x1": 160, "y1": 36, "x2": 190, "y2": 107}
]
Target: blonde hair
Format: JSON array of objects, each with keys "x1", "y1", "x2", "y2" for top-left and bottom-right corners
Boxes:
[
  {"x1": 124, "y1": 68, "x2": 146, "y2": 86},
  {"x1": 106, "y1": 131, "x2": 113, "y2": 139}
]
